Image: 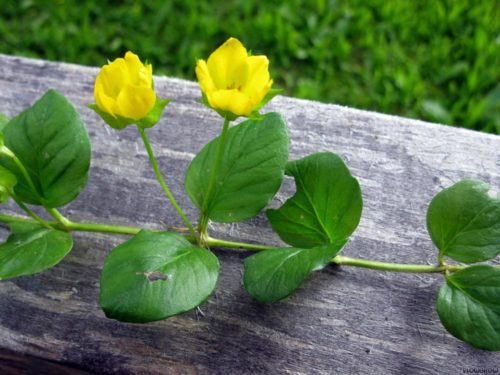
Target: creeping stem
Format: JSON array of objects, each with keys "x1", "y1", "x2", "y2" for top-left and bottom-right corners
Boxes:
[
  {"x1": 330, "y1": 255, "x2": 463, "y2": 273},
  {"x1": 206, "y1": 236, "x2": 465, "y2": 273},
  {"x1": 0, "y1": 213, "x2": 480, "y2": 274},
  {"x1": 46, "y1": 207, "x2": 72, "y2": 230},
  {"x1": 9, "y1": 197, "x2": 53, "y2": 230},
  {"x1": 206, "y1": 236, "x2": 275, "y2": 251},
  {"x1": 197, "y1": 116, "x2": 231, "y2": 239},
  {"x1": 0, "y1": 213, "x2": 140, "y2": 235},
  {"x1": 137, "y1": 126, "x2": 198, "y2": 241}
]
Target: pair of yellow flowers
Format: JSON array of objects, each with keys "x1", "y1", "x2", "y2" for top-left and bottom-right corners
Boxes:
[{"x1": 93, "y1": 38, "x2": 273, "y2": 122}]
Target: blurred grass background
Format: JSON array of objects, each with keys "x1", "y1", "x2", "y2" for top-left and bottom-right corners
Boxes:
[{"x1": 0, "y1": 0, "x2": 499, "y2": 133}]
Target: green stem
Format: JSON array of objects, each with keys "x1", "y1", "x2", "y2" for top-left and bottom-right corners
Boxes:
[
  {"x1": 331, "y1": 255, "x2": 464, "y2": 273},
  {"x1": 0, "y1": 213, "x2": 484, "y2": 274},
  {"x1": 205, "y1": 238, "x2": 465, "y2": 273},
  {"x1": 208, "y1": 236, "x2": 472, "y2": 273},
  {"x1": 206, "y1": 236, "x2": 275, "y2": 251},
  {"x1": 0, "y1": 213, "x2": 143, "y2": 235},
  {"x1": 9, "y1": 198, "x2": 53, "y2": 230},
  {"x1": 67, "y1": 221, "x2": 140, "y2": 235},
  {"x1": 46, "y1": 207, "x2": 72, "y2": 230},
  {"x1": 197, "y1": 116, "x2": 231, "y2": 238},
  {"x1": 137, "y1": 126, "x2": 198, "y2": 241},
  {"x1": 438, "y1": 252, "x2": 445, "y2": 266}
]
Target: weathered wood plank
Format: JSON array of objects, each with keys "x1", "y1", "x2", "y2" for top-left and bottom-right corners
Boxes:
[
  {"x1": 0, "y1": 54, "x2": 498, "y2": 374},
  {"x1": 0, "y1": 348, "x2": 92, "y2": 374}
]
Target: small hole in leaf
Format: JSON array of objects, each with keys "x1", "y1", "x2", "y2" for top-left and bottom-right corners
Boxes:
[{"x1": 138, "y1": 271, "x2": 169, "y2": 282}]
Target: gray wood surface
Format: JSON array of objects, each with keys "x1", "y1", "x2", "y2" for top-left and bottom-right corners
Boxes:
[{"x1": 0, "y1": 54, "x2": 499, "y2": 374}]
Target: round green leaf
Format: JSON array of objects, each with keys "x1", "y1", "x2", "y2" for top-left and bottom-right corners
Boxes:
[
  {"x1": 185, "y1": 112, "x2": 289, "y2": 222},
  {"x1": 267, "y1": 152, "x2": 362, "y2": 248},
  {"x1": 243, "y1": 242, "x2": 345, "y2": 303},
  {"x1": 100, "y1": 231, "x2": 220, "y2": 323},
  {"x1": 427, "y1": 180, "x2": 500, "y2": 263},
  {"x1": 0, "y1": 90, "x2": 91, "y2": 208},
  {"x1": 0, "y1": 222, "x2": 73, "y2": 280},
  {"x1": 436, "y1": 265, "x2": 500, "y2": 351}
]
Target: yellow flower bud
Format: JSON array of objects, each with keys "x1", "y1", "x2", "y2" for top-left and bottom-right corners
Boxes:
[
  {"x1": 196, "y1": 38, "x2": 273, "y2": 118},
  {"x1": 93, "y1": 51, "x2": 156, "y2": 122}
]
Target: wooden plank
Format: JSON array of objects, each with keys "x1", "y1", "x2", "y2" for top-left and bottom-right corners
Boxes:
[
  {"x1": 0, "y1": 54, "x2": 498, "y2": 374},
  {"x1": 0, "y1": 348, "x2": 92, "y2": 375}
]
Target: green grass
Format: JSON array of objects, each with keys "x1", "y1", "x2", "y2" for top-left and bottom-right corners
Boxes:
[{"x1": 1, "y1": 0, "x2": 499, "y2": 133}]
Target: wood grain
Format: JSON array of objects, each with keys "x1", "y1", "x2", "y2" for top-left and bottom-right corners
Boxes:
[
  {"x1": 0, "y1": 54, "x2": 499, "y2": 374},
  {"x1": 0, "y1": 348, "x2": 92, "y2": 375}
]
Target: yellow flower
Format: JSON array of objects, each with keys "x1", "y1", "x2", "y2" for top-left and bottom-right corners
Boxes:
[
  {"x1": 196, "y1": 38, "x2": 273, "y2": 118},
  {"x1": 94, "y1": 51, "x2": 156, "y2": 122}
]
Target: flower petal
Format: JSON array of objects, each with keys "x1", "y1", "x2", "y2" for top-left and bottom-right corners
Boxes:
[
  {"x1": 124, "y1": 51, "x2": 152, "y2": 87},
  {"x1": 94, "y1": 82, "x2": 120, "y2": 117},
  {"x1": 124, "y1": 51, "x2": 141, "y2": 69},
  {"x1": 145, "y1": 64, "x2": 153, "y2": 86},
  {"x1": 196, "y1": 59, "x2": 217, "y2": 94},
  {"x1": 207, "y1": 89, "x2": 253, "y2": 117},
  {"x1": 98, "y1": 59, "x2": 130, "y2": 98},
  {"x1": 207, "y1": 37, "x2": 248, "y2": 89},
  {"x1": 116, "y1": 85, "x2": 156, "y2": 120},
  {"x1": 242, "y1": 55, "x2": 271, "y2": 99},
  {"x1": 248, "y1": 79, "x2": 273, "y2": 110}
]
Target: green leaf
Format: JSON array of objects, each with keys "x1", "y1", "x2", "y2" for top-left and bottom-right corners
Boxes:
[
  {"x1": 0, "y1": 114, "x2": 10, "y2": 148},
  {"x1": 427, "y1": 180, "x2": 500, "y2": 263},
  {"x1": 436, "y1": 265, "x2": 500, "y2": 351},
  {"x1": 0, "y1": 90, "x2": 91, "y2": 208},
  {"x1": 267, "y1": 152, "x2": 362, "y2": 248},
  {"x1": 0, "y1": 222, "x2": 73, "y2": 280},
  {"x1": 0, "y1": 165, "x2": 17, "y2": 203},
  {"x1": 136, "y1": 98, "x2": 170, "y2": 129},
  {"x1": 244, "y1": 242, "x2": 345, "y2": 303},
  {"x1": 0, "y1": 114, "x2": 9, "y2": 132},
  {"x1": 185, "y1": 112, "x2": 289, "y2": 222},
  {"x1": 99, "y1": 231, "x2": 219, "y2": 323}
]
